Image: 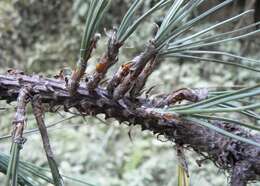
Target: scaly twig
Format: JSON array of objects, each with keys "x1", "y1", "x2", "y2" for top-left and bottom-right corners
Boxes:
[
  {"x1": 5, "y1": 86, "x2": 32, "y2": 186},
  {"x1": 129, "y1": 57, "x2": 158, "y2": 97},
  {"x1": 106, "y1": 62, "x2": 133, "y2": 96},
  {"x1": 112, "y1": 41, "x2": 157, "y2": 99},
  {"x1": 87, "y1": 0, "x2": 169, "y2": 91},
  {"x1": 69, "y1": 0, "x2": 111, "y2": 95},
  {"x1": 153, "y1": 88, "x2": 209, "y2": 107},
  {"x1": 0, "y1": 74, "x2": 259, "y2": 186},
  {"x1": 69, "y1": 35, "x2": 100, "y2": 95},
  {"x1": 87, "y1": 30, "x2": 122, "y2": 90},
  {"x1": 31, "y1": 95, "x2": 64, "y2": 186}
]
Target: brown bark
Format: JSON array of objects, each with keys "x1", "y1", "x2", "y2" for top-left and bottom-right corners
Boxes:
[{"x1": 0, "y1": 73, "x2": 260, "y2": 185}]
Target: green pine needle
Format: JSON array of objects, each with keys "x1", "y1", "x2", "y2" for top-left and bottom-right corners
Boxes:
[
  {"x1": 178, "y1": 50, "x2": 260, "y2": 64},
  {"x1": 5, "y1": 143, "x2": 22, "y2": 186},
  {"x1": 166, "y1": 28, "x2": 260, "y2": 53},
  {"x1": 161, "y1": 0, "x2": 234, "y2": 46},
  {"x1": 117, "y1": 0, "x2": 170, "y2": 43},
  {"x1": 164, "y1": 21, "x2": 260, "y2": 53},
  {"x1": 174, "y1": 103, "x2": 260, "y2": 115},
  {"x1": 80, "y1": 0, "x2": 111, "y2": 60},
  {"x1": 164, "y1": 54, "x2": 260, "y2": 72},
  {"x1": 219, "y1": 103, "x2": 260, "y2": 120},
  {"x1": 0, "y1": 152, "x2": 96, "y2": 186},
  {"x1": 155, "y1": 0, "x2": 234, "y2": 49},
  {"x1": 117, "y1": 0, "x2": 143, "y2": 40},
  {"x1": 191, "y1": 114, "x2": 260, "y2": 132},
  {"x1": 169, "y1": 9, "x2": 254, "y2": 47},
  {"x1": 155, "y1": 0, "x2": 187, "y2": 46},
  {"x1": 186, "y1": 117, "x2": 260, "y2": 148}
]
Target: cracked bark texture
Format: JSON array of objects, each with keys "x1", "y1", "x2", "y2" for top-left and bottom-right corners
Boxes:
[{"x1": 0, "y1": 74, "x2": 259, "y2": 186}]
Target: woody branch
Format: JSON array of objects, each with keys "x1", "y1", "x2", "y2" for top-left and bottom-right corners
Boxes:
[{"x1": 0, "y1": 73, "x2": 259, "y2": 185}]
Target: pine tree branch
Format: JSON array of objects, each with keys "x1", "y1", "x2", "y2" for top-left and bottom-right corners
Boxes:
[
  {"x1": 5, "y1": 86, "x2": 32, "y2": 186},
  {"x1": 31, "y1": 95, "x2": 64, "y2": 186},
  {"x1": 0, "y1": 73, "x2": 259, "y2": 185},
  {"x1": 87, "y1": 30, "x2": 122, "y2": 90}
]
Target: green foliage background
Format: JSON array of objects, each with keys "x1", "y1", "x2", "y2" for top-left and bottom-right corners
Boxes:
[{"x1": 0, "y1": 0, "x2": 259, "y2": 185}]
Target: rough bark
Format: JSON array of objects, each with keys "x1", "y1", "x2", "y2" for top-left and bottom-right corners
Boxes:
[{"x1": 0, "y1": 73, "x2": 260, "y2": 185}]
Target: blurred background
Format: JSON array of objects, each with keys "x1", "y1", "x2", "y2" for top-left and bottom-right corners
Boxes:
[{"x1": 0, "y1": 0, "x2": 259, "y2": 185}]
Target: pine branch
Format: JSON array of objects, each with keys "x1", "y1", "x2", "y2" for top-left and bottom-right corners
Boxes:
[
  {"x1": 32, "y1": 95, "x2": 64, "y2": 186},
  {"x1": 69, "y1": 0, "x2": 111, "y2": 95},
  {"x1": 5, "y1": 86, "x2": 32, "y2": 186},
  {"x1": 87, "y1": 0, "x2": 168, "y2": 90},
  {"x1": 0, "y1": 73, "x2": 260, "y2": 185},
  {"x1": 1, "y1": 1, "x2": 260, "y2": 186},
  {"x1": 111, "y1": 41, "x2": 157, "y2": 99}
]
